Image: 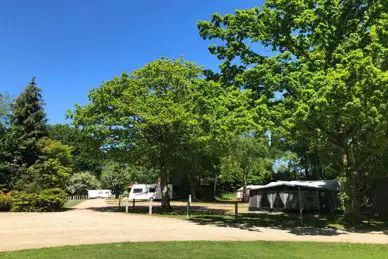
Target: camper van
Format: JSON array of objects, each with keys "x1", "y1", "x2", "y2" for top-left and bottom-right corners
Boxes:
[
  {"x1": 88, "y1": 189, "x2": 112, "y2": 199},
  {"x1": 128, "y1": 184, "x2": 173, "y2": 201}
]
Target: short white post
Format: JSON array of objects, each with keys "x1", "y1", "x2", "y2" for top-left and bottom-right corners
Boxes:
[
  {"x1": 125, "y1": 199, "x2": 129, "y2": 213},
  {"x1": 149, "y1": 200, "x2": 152, "y2": 215}
]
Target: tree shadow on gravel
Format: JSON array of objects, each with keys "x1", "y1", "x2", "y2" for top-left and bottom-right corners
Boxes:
[
  {"x1": 189, "y1": 213, "x2": 388, "y2": 235},
  {"x1": 84, "y1": 200, "x2": 388, "y2": 235},
  {"x1": 87, "y1": 205, "x2": 230, "y2": 217}
]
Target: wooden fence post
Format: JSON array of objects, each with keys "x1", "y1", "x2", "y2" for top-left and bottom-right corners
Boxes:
[{"x1": 234, "y1": 202, "x2": 238, "y2": 221}]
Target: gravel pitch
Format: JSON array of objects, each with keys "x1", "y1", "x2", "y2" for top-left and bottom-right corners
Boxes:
[{"x1": 1, "y1": 199, "x2": 388, "y2": 251}]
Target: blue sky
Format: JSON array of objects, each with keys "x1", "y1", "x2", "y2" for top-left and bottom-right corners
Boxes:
[{"x1": 0, "y1": 0, "x2": 263, "y2": 124}]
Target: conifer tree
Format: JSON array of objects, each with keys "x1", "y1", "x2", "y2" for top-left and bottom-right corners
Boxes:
[{"x1": 11, "y1": 78, "x2": 48, "y2": 169}]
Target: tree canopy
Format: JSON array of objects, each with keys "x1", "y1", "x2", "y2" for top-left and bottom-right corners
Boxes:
[
  {"x1": 198, "y1": 0, "x2": 388, "y2": 220},
  {"x1": 71, "y1": 58, "x2": 260, "y2": 208}
]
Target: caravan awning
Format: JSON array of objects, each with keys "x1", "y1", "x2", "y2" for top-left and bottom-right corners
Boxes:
[
  {"x1": 250, "y1": 179, "x2": 341, "y2": 192},
  {"x1": 237, "y1": 185, "x2": 264, "y2": 191}
]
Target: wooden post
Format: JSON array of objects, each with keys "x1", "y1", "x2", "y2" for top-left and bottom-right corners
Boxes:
[
  {"x1": 187, "y1": 194, "x2": 191, "y2": 219},
  {"x1": 132, "y1": 198, "x2": 135, "y2": 208},
  {"x1": 234, "y1": 201, "x2": 238, "y2": 221},
  {"x1": 149, "y1": 200, "x2": 152, "y2": 215}
]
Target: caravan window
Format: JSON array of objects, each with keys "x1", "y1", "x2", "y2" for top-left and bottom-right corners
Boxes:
[
  {"x1": 133, "y1": 188, "x2": 143, "y2": 194},
  {"x1": 149, "y1": 188, "x2": 156, "y2": 193}
]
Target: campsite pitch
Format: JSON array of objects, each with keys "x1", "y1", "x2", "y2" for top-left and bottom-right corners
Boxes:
[{"x1": 1, "y1": 199, "x2": 388, "y2": 252}]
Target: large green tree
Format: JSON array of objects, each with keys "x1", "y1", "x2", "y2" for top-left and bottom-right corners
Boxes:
[
  {"x1": 0, "y1": 93, "x2": 13, "y2": 189},
  {"x1": 0, "y1": 93, "x2": 11, "y2": 127},
  {"x1": 66, "y1": 171, "x2": 101, "y2": 195},
  {"x1": 11, "y1": 78, "x2": 48, "y2": 169},
  {"x1": 24, "y1": 137, "x2": 74, "y2": 191},
  {"x1": 199, "y1": 0, "x2": 387, "y2": 221},
  {"x1": 220, "y1": 136, "x2": 274, "y2": 201},
  {"x1": 48, "y1": 124, "x2": 104, "y2": 175},
  {"x1": 100, "y1": 162, "x2": 131, "y2": 198},
  {"x1": 71, "y1": 58, "x2": 258, "y2": 208}
]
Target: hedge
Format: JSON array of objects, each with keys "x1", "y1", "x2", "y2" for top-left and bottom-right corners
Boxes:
[
  {"x1": 11, "y1": 188, "x2": 67, "y2": 212},
  {"x1": 0, "y1": 192, "x2": 12, "y2": 211}
]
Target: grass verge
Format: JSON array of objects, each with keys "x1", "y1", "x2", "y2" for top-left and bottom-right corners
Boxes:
[{"x1": 1, "y1": 241, "x2": 387, "y2": 259}]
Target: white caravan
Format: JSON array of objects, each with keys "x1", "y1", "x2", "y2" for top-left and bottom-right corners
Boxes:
[
  {"x1": 88, "y1": 189, "x2": 112, "y2": 199},
  {"x1": 128, "y1": 184, "x2": 173, "y2": 201}
]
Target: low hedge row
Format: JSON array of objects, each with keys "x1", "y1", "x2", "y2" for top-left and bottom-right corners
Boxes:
[
  {"x1": 0, "y1": 188, "x2": 67, "y2": 212},
  {"x1": 0, "y1": 192, "x2": 12, "y2": 211}
]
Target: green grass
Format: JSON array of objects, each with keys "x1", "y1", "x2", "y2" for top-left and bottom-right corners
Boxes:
[
  {"x1": 217, "y1": 192, "x2": 237, "y2": 201},
  {"x1": 63, "y1": 200, "x2": 85, "y2": 208},
  {"x1": 1, "y1": 241, "x2": 387, "y2": 259}
]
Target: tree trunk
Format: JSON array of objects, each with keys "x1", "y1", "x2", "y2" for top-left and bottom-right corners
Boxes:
[
  {"x1": 160, "y1": 161, "x2": 171, "y2": 210},
  {"x1": 213, "y1": 173, "x2": 218, "y2": 198},
  {"x1": 188, "y1": 170, "x2": 197, "y2": 201},
  {"x1": 242, "y1": 170, "x2": 248, "y2": 203},
  {"x1": 341, "y1": 148, "x2": 362, "y2": 225}
]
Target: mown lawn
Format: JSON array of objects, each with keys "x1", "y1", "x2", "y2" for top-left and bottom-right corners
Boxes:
[
  {"x1": 217, "y1": 192, "x2": 237, "y2": 201},
  {"x1": 1, "y1": 241, "x2": 387, "y2": 259}
]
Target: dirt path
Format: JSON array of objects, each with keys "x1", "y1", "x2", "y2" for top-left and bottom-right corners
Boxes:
[{"x1": 1, "y1": 199, "x2": 388, "y2": 252}]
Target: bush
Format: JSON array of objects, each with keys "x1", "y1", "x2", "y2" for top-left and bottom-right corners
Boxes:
[
  {"x1": 11, "y1": 188, "x2": 67, "y2": 212},
  {"x1": 66, "y1": 171, "x2": 100, "y2": 195},
  {"x1": 0, "y1": 192, "x2": 12, "y2": 211}
]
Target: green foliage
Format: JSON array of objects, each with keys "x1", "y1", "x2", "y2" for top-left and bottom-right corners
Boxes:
[
  {"x1": 0, "y1": 93, "x2": 15, "y2": 189},
  {"x1": 127, "y1": 166, "x2": 159, "y2": 184},
  {"x1": 199, "y1": 0, "x2": 388, "y2": 221},
  {"x1": 48, "y1": 124, "x2": 104, "y2": 175},
  {"x1": 0, "y1": 192, "x2": 12, "y2": 211},
  {"x1": 22, "y1": 137, "x2": 74, "y2": 191},
  {"x1": 220, "y1": 136, "x2": 274, "y2": 198},
  {"x1": 10, "y1": 188, "x2": 67, "y2": 212},
  {"x1": 0, "y1": 92, "x2": 11, "y2": 127},
  {"x1": 100, "y1": 162, "x2": 131, "y2": 198},
  {"x1": 71, "y1": 58, "x2": 259, "y2": 207},
  {"x1": 11, "y1": 78, "x2": 48, "y2": 167},
  {"x1": 66, "y1": 171, "x2": 101, "y2": 195}
]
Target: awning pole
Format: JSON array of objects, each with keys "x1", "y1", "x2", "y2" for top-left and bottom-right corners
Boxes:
[{"x1": 298, "y1": 186, "x2": 303, "y2": 224}]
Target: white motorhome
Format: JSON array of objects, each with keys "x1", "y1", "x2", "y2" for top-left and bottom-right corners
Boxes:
[
  {"x1": 88, "y1": 189, "x2": 112, "y2": 199},
  {"x1": 128, "y1": 184, "x2": 173, "y2": 201}
]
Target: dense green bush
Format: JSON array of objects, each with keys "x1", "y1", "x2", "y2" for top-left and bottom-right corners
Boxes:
[
  {"x1": 11, "y1": 188, "x2": 67, "y2": 212},
  {"x1": 0, "y1": 192, "x2": 12, "y2": 211},
  {"x1": 66, "y1": 171, "x2": 100, "y2": 195}
]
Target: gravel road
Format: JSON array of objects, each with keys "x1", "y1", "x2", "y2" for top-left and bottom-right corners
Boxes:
[{"x1": 1, "y1": 199, "x2": 387, "y2": 251}]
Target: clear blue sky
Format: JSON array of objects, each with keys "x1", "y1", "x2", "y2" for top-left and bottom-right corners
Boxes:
[{"x1": 0, "y1": 0, "x2": 263, "y2": 124}]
